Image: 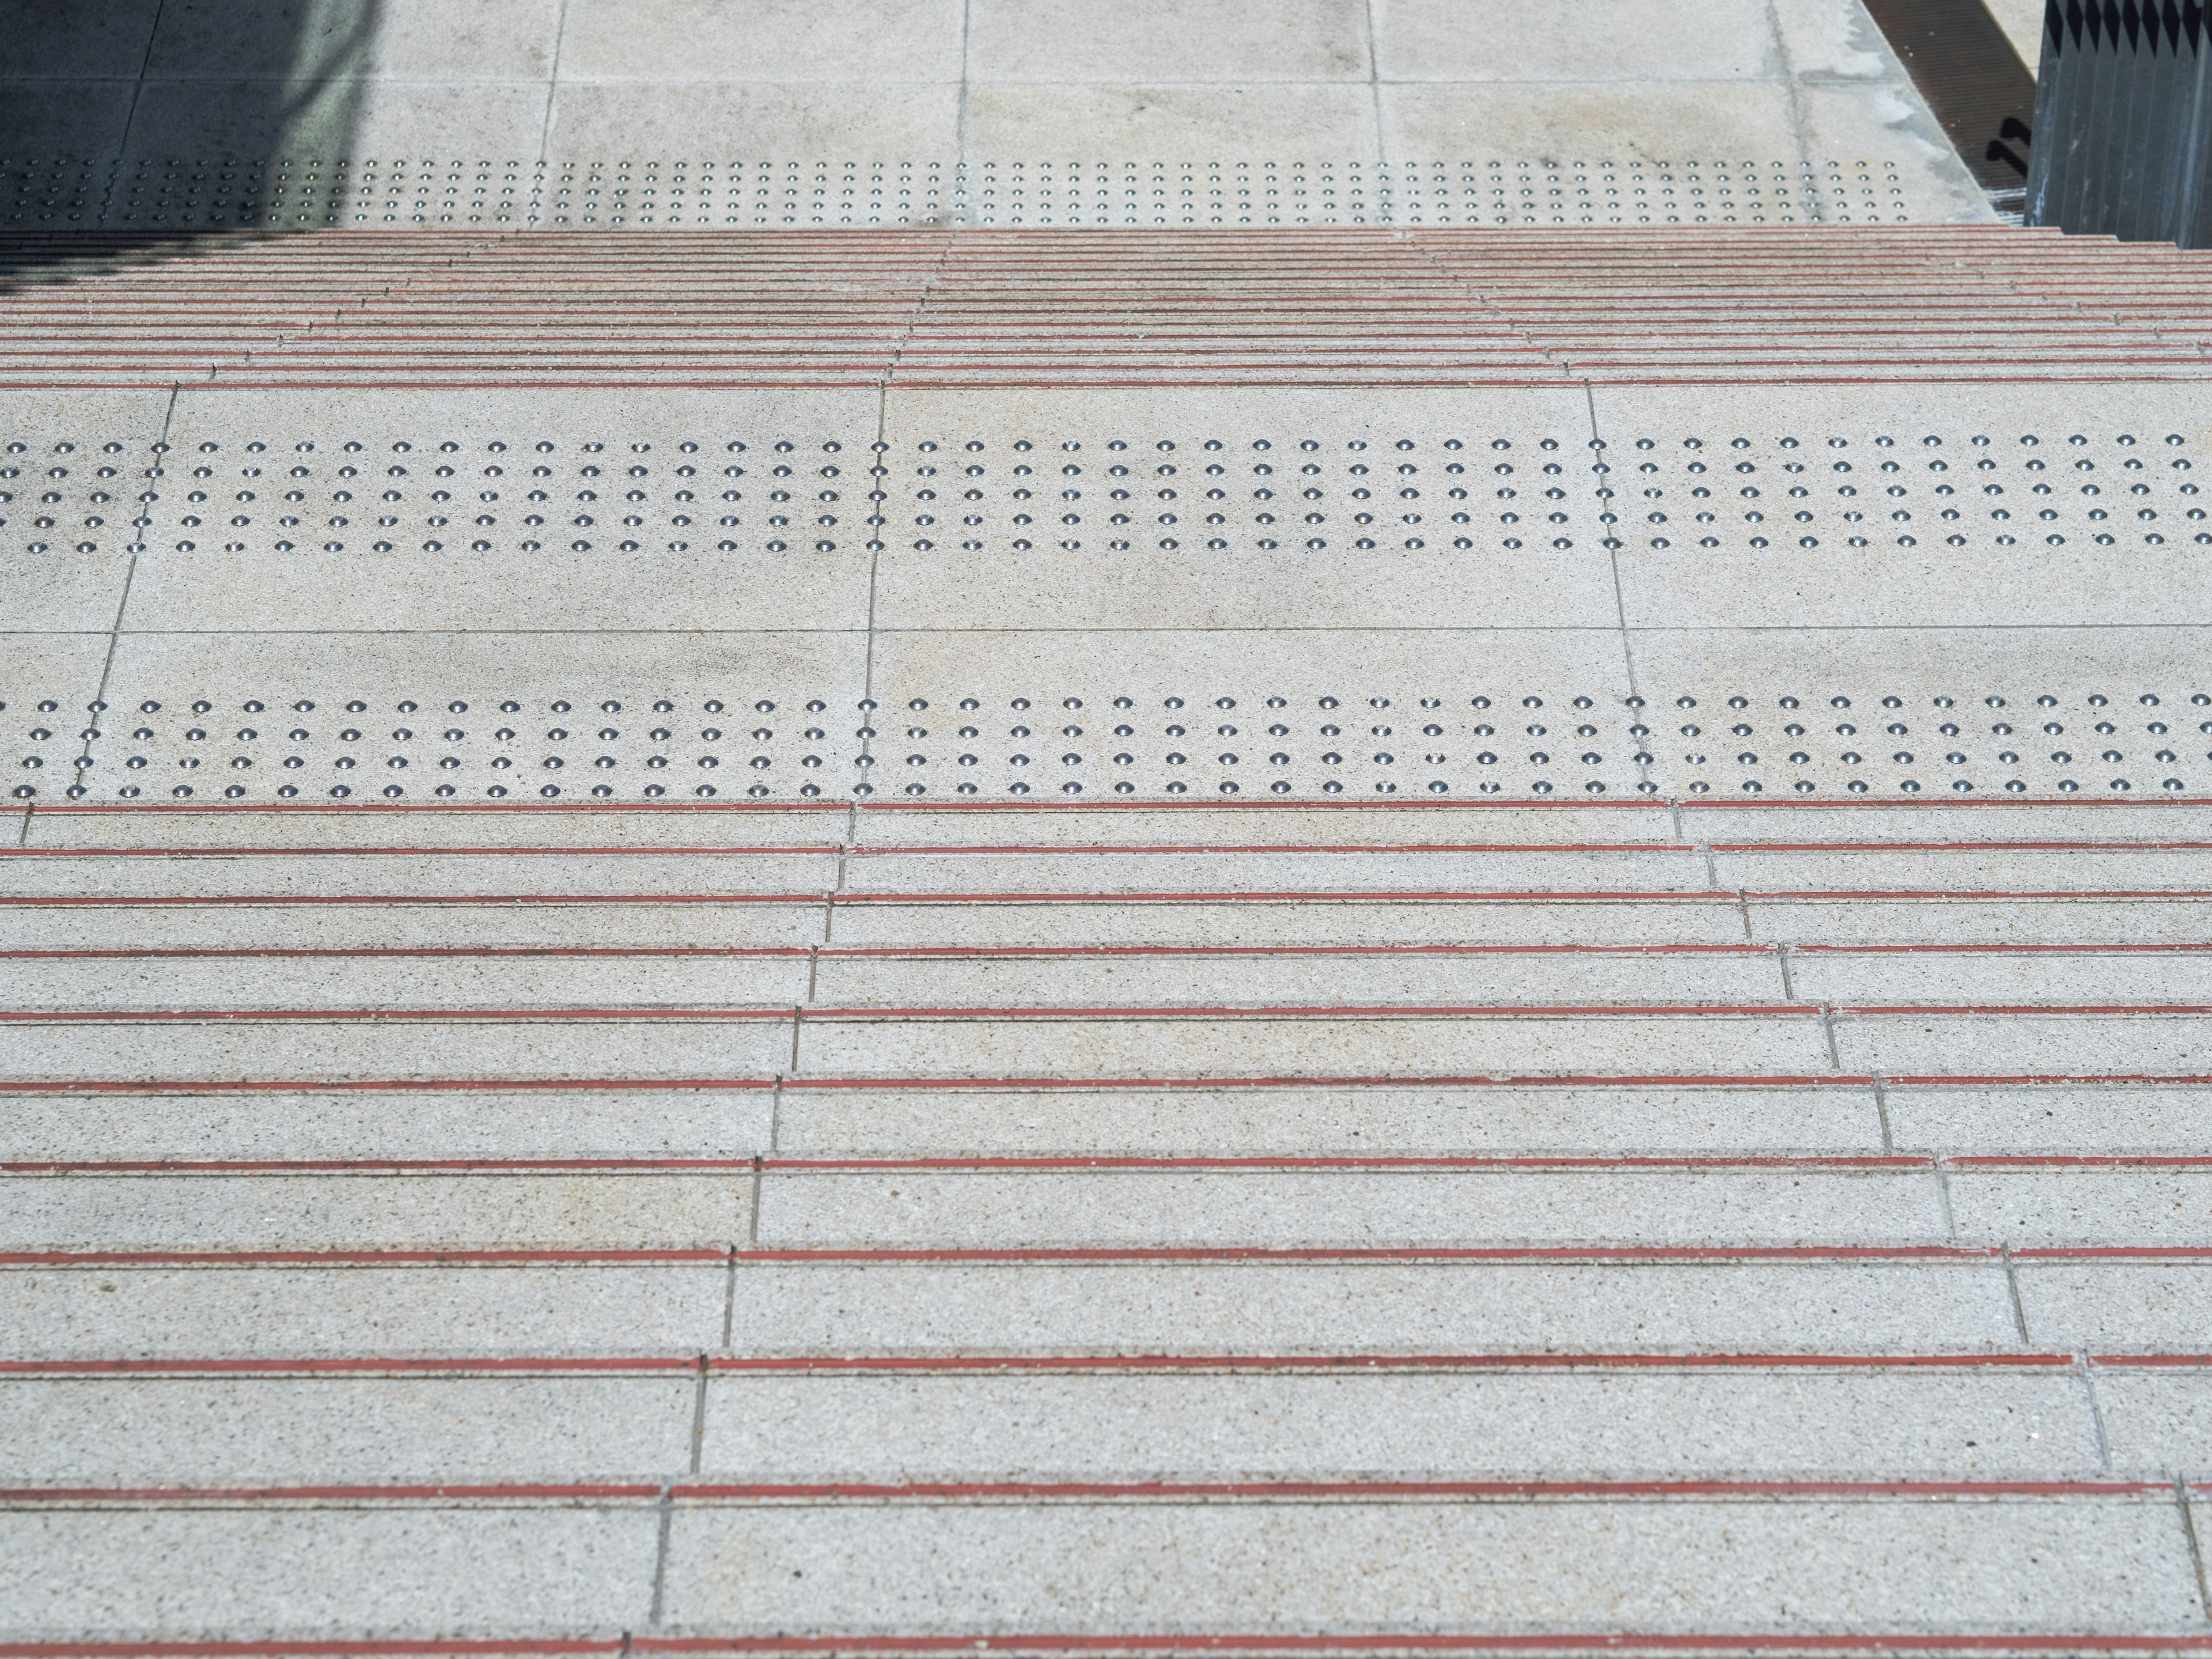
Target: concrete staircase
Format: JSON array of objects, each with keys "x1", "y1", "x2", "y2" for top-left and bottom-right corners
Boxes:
[{"x1": 4, "y1": 218, "x2": 2212, "y2": 1649}]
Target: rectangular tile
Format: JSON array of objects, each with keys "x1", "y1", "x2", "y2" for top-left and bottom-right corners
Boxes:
[
  {"x1": 1374, "y1": 0, "x2": 1778, "y2": 80},
  {"x1": 835, "y1": 847, "x2": 1713, "y2": 895},
  {"x1": 0, "y1": 2, "x2": 164, "y2": 78},
  {"x1": 0, "y1": 850, "x2": 838, "y2": 899},
  {"x1": 0, "y1": 1374, "x2": 694, "y2": 1484},
  {"x1": 966, "y1": 0, "x2": 1370, "y2": 83},
  {"x1": 548, "y1": 82, "x2": 960, "y2": 163},
  {"x1": 0, "y1": 1508, "x2": 657, "y2": 1640},
  {"x1": 793, "y1": 1010, "x2": 1830, "y2": 1078},
  {"x1": 558, "y1": 0, "x2": 964, "y2": 82},
  {"x1": 659, "y1": 1495, "x2": 2194, "y2": 1633},
  {"x1": 0, "y1": 898, "x2": 828, "y2": 949},
  {"x1": 726, "y1": 1257, "x2": 2022, "y2": 1354},
  {"x1": 0, "y1": 952, "x2": 812, "y2": 1013},
  {"x1": 1950, "y1": 1170, "x2": 2212, "y2": 1248},
  {"x1": 1381, "y1": 83, "x2": 1801, "y2": 170},
  {"x1": 0, "y1": 1015, "x2": 793, "y2": 1084},
  {"x1": 698, "y1": 1368, "x2": 2099, "y2": 1480},
  {"x1": 0, "y1": 1264, "x2": 730, "y2": 1360},
  {"x1": 1750, "y1": 897, "x2": 2212, "y2": 948},
  {"x1": 1885, "y1": 1085, "x2": 2212, "y2": 1156},
  {"x1": 806, "y1": 946, "x2": 1787, "y2": 1007},
  {"x1": 964, "y1": 84, "x2": 1380, "y2": 162},
  {"x1": 0, "y1": 1172, "x2": 752, "y2": 1251},
  {"x1": 775, "y1": 1082, "x2": 1881, "y2": 1154},
  {"x1": 1836, "y1": 1013, "x2": 2212, "y2": 1078},
  {"x1": 1789, "y1": 952, "x2": 2212, "y2": 1007},
  {"x1": 2088, "y1": 1368, "x2": 2212, "y2": 1479},
  {"x1": 755, "y1": 1167, "x2": 1942, "y2": 1247},
  {"x1": 2016, "y1": 1262, "x2": 2212, "y2": 1353},
  {"x1": 0, "y1": 1086, "x2": 775, "y2": 1161},
  {"x1": 825, "y1": 897, "x2": 1745, "y2": 948}
]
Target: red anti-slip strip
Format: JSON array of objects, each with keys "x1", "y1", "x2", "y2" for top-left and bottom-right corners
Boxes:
[
  {"x1": 0, "y1": 1476, "x2": 2173, "y2": 1503},
  {"x1": 0, "y1": 1244, "x2": 2006, "y2": 1267},
  {"x1": 0, "y1": 1351, "x2": 2089, "y2": 1377},
  {"x1": 9, "y1": 1637, "x2": 2212, "y2": 1658}
]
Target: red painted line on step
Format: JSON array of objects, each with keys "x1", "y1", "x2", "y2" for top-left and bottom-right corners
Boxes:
[
  {"x1": 1884, "y1": 1074, "x2": 2212, "y2": 1086},
  {"x1": 0, "y1": 845, "x2": 838, "y2": 859},
  {"x1": 0, "y1": 1157, "x2": 765, "y2": 1174},
  {"x1": 0, "y1": 1351, "x2": 2082, "y2": 1376},
  {"x1": 0, "y1": 1078, "x2": 778, "y2": 1096},
  {"x1": 1748, "y1": 889, "x2": 2212, "y2": 901},
  {"x1": 0, "y1": 1244, "x2": 2004, "y2": 1268},
  {"x1": 1942, "y1": 1156, "x2": 2212, "y2": 1169},
  {"x1": 700, "y1": 1351, "x2": 2068, "y2": 1372},
  {"x1": 725, "y1": 1244, "x2": 1998, "y2": 1264},
  {"x1": 11, "y1": 1635, "x2": 2212, "y2": 1658},
  {"x1": 0, "y1": 894, "x2": 824, "y2": 908},
  {"x1": 1712, "y1": 840, "x2": 2212, "y2": 852},
  {"x1": 2013, "y1": 1245, "x2": 2212, "y2": 1260},
  {"x1": 0, "y1": 1248, "x2": 729, "y2": 1266},
  {"x1": 22, "y1": 887, "x2": 2211, "y2": 908},
  {"x1": 0, "y1": 1356, "x2": 703, "y2": 1375},
  {"x1": 745, "y1": 1153, "x2": 1928, "y2": 1172},
  {"x1": 1836, "y1": 1004, "x2": 2212, "y2": 1016},
  {"x1": 2090, "y1": 1353, "x2": 2212, "y2": 1366},
  {"x1": 0, "y1": 1476, "x2": 2168, "y2": 1504},
  {"x1": 634, "y1": 1637, "x2": 2212, "y2": 1657},
  {"x1": 0, "y1": 1154, "x2": 1931, "y2": 1175},
  {"x1": 0, "y1": 1007, "x2": 797, "y2": 1024},
  {"x1": 1794, "y1": 943, "x2": 2212, "y2": 955},
  {"x1": 20, "y1": 999, "x2": 2202, "y2": 1024},
  {"x1": 839, "y1": 843, "x2": 1701, "y2": 856},
  {"x1": 0, "y1": 942, "x2": 1774, "y2": 961}
]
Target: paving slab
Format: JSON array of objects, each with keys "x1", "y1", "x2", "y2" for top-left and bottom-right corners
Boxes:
[
  {"x1": 754, "y1": 1167, "x2": 1945, "y2": 1248},
  {"x1": 0, "y1": 1172, "x2": 752, "y2": 1251},
  {"x1": 0, "y1": 1264, "x2": 730, "y2": 1361},
  {"x1": 0, "y1": 1086, "x2": 775, "y2": 1161},
  {"x1": 0, "y1": 1374, "x2": 695, "y2": 1484},
  {"x1": 2016, "y1": 1262, "x2": 2212, "y2": 1354},
  {"x1": 0, "y1": 1507, "x2": 658, "y2": 1641},
  {"x1": 696, "y1": 1367, "x2": 2099, "y2": 1481},
  {"x1": 772, "y1": 1082, "x2": 1884, "y2": 1156},
  {"x1": 657, "y1": 1494, "x2": 2198, "y2": 1634}
]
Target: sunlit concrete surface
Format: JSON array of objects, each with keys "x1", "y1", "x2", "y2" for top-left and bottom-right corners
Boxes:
[{"x1": 2, "y1": 0, "x2": 2210, "y2": 1652}]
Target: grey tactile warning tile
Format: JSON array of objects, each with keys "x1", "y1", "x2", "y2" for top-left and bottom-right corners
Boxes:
[{"x1": 0, "y1": 159, "x2": 1942, "y2": 230}]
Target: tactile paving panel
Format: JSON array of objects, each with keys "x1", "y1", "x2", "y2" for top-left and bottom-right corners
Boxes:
[
  {"x1": 5, "y1": 416, "x2": 2208, "y2": 806},
  {"x1": 5, "y1": 423, "x2": 2200, "y2": 571},
  {"x1": 2, "y1": 157, "x2": 1919, "y2": 229},
  {"x1": 10, "y1": 681, "x2": 2204, "y2": 805}
]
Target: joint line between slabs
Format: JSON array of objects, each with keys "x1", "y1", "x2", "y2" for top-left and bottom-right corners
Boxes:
[
  {"x1": 646, "y1": 1481, "x2": 674, "y2": 1626},
  {"x1": 2180, "y1": 1474, "x2": 2212, "y2": 1623},
  {"x1": 2078, "y1": 1354, "x2": 2113, "y2": 1473},
  {"x1": 688, "y1": 1353, "x2": 710, "y2": 1476},
  {"x1": 538, "y1": 0, "x2": 573, "y2": 165},
  {"x1": 1999, "y1": 1242, "x2": 2032, "y2": 1346},
  {"x1": 116, "y1": 0, "x2": 171, "y2": 161}
]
